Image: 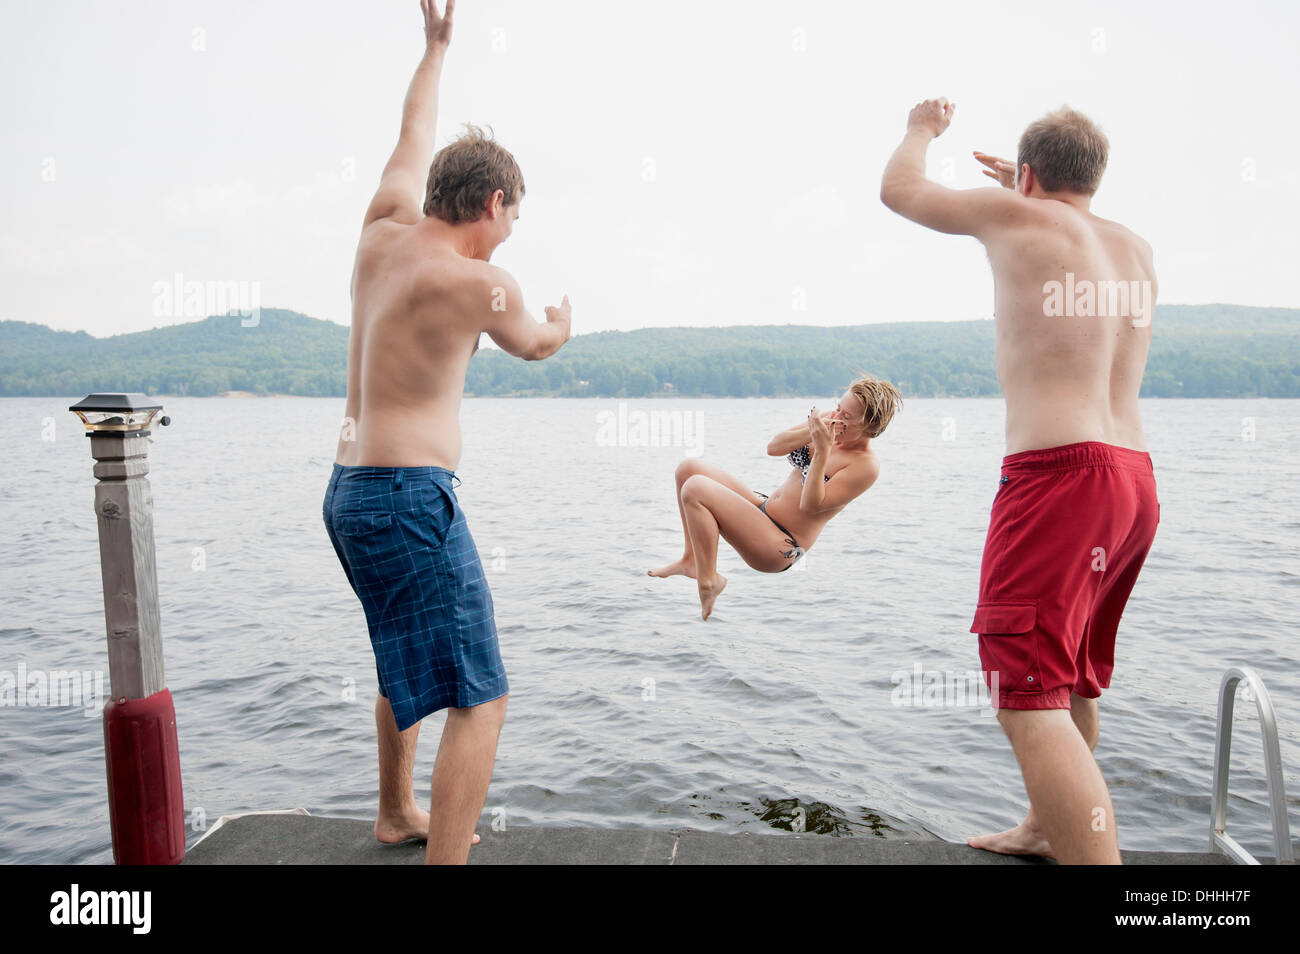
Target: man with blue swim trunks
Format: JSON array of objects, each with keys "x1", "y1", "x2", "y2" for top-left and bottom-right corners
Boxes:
[{"x1": 322, "y1": 0, "x2": 572, "y2": 864}]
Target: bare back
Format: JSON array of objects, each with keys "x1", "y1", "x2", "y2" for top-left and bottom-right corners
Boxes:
[
  {"x1": 335, "y1": 220, "x2": 487, "y2": 469},
  {"x1": 983, "y1": 201, "x2": 1156, "y2": 454}
]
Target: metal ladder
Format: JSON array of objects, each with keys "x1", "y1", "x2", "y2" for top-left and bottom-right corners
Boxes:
[{"x1": 1210, "y1": 667, "x2": 1294, "y2": 864}]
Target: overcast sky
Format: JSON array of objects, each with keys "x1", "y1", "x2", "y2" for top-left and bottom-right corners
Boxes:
[{"x1": 2, "y1": 0, "x2": 1298, "y2": 338}]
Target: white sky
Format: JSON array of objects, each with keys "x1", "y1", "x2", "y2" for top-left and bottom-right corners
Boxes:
[{"x1": 2, "y1": 0, "x2": 1298, "y2": 337}]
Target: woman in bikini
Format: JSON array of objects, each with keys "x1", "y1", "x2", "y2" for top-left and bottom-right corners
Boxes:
[{"x1": 648, "y1": 374, "x2": 903, "y2": 619}]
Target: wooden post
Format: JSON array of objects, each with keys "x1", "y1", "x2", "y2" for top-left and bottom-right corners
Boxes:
[
  {"x1": 90, "y1": 430, "x2": 165, "y2": 699},
  {"x1": 70, "y1": 393, "x2": 183, "y2": 864}
]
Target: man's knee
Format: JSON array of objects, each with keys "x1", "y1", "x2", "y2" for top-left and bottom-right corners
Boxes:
[
  {"x1": 1069, "y1": 691, "x2": 1100, "y2": 739},
  {"x1": 453, "y1": 693, "x2": 508, "y2": 729}
]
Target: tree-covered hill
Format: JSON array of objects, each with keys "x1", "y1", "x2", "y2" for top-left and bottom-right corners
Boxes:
[
  {"x1": 0, "y1": 309, "x2": 345, "y2": 397},
  {"x1": 1, "y1": 304, "x2": 1297, "y2": 398}
]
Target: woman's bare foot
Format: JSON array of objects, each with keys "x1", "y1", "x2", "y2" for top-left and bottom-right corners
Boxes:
[
  {"x1": 967, "y1": 818, "x2": 1054, "y2": 859},
  {"x1": 375, "y1": 808, "x2": 481, "y2": 847},
  {"x1": 697, "y1": 574, "x2": 727, "y2": 620},
  {"x1": 648, "y1": 557, "x2": 696, "y2": 579}
]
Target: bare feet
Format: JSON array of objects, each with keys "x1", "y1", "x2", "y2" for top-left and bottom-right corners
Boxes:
[
  {"x1": 697, "y1": 574, "x2": 727, "y2": 620},
  {"x1": 375, "y1": 806, "x2": 431, "y2": 844},
  {"x1": 968, "y1": 818, "x2": 1055, "y2": 859},
  {"x1": 648, "y1": 557, "x2": 696, "y2": 579},
  {"x1": 375, "y1": 807, "x2": 480, "y2": 847}
]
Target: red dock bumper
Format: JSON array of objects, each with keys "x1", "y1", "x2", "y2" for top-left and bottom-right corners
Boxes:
[{"x1": 103, "y1": 688, "x2": 185, "y2": 865}]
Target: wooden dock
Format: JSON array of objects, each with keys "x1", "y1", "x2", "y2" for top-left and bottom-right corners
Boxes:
[{"x1": 183, "y1": 812, "x2": 1242, "y2": 865}]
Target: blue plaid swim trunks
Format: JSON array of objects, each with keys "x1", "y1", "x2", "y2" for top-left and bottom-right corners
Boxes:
[{"x1": 323, "y1": 464, "x2": 508, "y2": 731}]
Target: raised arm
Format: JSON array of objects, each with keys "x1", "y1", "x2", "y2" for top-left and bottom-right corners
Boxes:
[
  {"x1": 481, "y1": 267, "x2": 571, "y2": 361},
  {"x1": 767, "y1": 423, "x2": 811, "y2": 457},
  {"x1": 766, "y1": 411, "x2": 835, "y2": 456},
  {"x1": 880, "y1": 97, "x2": 1024, "y2": 238},
  {"x1": 362, "y1": 0, "x2": 455, "y2": 228}
]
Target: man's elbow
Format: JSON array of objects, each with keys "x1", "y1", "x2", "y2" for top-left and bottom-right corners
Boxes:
[
  {"x1": 523, "y1": 337, "x2": 554, "y2": 362},
  {"x1": 530, "y1": 327, "x2": 570, "y2": 362},
  {"x1": 880, "y1": 178, "x2": 913, "y2": 215},
  {"x1": 880, "y1": 179, "x2": 899, "y2": 211},
  {"x1": 881, "y1": 164, "x2": 936, "y2": 215}
]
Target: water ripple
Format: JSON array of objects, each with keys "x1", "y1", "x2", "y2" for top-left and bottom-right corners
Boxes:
[{"x1": 1, "y1": 396, "x2": 1297, "y2": 863}]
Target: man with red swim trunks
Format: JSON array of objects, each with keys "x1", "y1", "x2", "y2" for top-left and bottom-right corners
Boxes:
[{"x1": 882, "y1": 100, "x2": 1159, "y2": 864}]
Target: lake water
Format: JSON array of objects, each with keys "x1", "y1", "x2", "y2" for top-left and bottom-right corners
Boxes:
[{"x1": 1, "y1": 396, "x2": 1297, "y2": 863}]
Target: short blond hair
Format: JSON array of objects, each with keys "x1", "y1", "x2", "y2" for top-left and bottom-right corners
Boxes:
[
  {"x1": 849, "y1": 373, "x2": 903, "y2": 438},
  {"x1": 1017, "y1": 106, "x2": 1109, "y2": 195}
]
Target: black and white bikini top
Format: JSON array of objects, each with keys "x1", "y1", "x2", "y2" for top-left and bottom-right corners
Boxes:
[{"x1": 788, "y1": 445, "x2": 830, "y2": 485}]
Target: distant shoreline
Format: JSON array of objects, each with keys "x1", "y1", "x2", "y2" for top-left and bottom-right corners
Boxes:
[{"x1": 5, "y1": 305, "x2": 1298, "y2": 399}]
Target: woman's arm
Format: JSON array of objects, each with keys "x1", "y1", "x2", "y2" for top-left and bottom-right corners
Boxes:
[
  {"x1": 767, "y1": 423, "x2": 811, "y2": 456},
  {"x1": 799, "y1": 412, "x2": 833, "y2": 510},
  {"x1": 766, "y1": 411, "x2": 834, "y2": 456},
  {"x1": 801, "y1": 456, "x2": 881, "y2": 514},
  {"x1": 799, "y1": 412, "x2": 880, "y2": 513}
]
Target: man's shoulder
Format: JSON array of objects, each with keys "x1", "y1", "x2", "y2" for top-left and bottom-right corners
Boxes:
[
  {"x1": 405, "y1": 245, "x2": 506, "y2": 286},
  {"x1": 402, "y1": 244, "x2": 498, "y2": 296},
  {"x1": 1087, "y1": 212, "x2": 1152, "y2": 255},
  {"x1": 1119, "y1": 223, "x2": 1154, "y2": 261},
  {"x1": 403, "y1": 254, "x2": 525, "y2": 331},
  {"x1": 355, "y1": 217, "x2": 404, "y2": 257},
  {"x1": 972, "y1": 191, "x2": 1065, "y2": 243},
  {"x1": 993, "y1": 202, "x2": 1151, "y2": 258}
]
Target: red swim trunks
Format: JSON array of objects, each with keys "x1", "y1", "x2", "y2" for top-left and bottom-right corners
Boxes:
[{"x1": 971, "y1": 441, "x2": 1159, "y2": 710}]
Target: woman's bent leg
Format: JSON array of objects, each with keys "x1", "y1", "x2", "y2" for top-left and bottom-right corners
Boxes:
[
  {"x1": 649, "y1": 458, "x2": 763, "y2": 579},
  {"x1": 678, "y1": 474, "x2": 793, "y2": 620}
]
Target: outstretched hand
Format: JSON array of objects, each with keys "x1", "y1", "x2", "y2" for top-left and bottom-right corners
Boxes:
[
  {"x1": 545, "y1": 295, "x2": 571, "y2": 325},
  {"x1": 420, "y1": 0, "x2": 454, "y2": 51},
  {"x1": 545, "y1": 295, "x2": 573, "y2": 348},
  {"x1": 973, "y1": 151, "x2": 1016, "y2": 189}
]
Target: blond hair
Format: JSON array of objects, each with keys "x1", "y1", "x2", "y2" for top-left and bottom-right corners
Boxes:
[
  {"x1": 849, "y1": 373, "x2": 903, "y2": 438},
  {"x1": 423, "y1": 123, "x2": 526, "y2": 223},
  {"x1": 1017, "y1": 106, "x2": 1109, "y2": 195}
]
